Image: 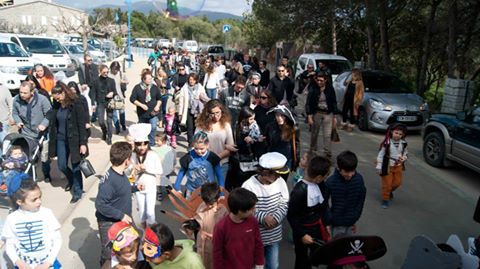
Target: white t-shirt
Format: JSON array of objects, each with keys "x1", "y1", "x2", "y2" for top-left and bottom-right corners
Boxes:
[
  {"x1": 203, "y1": 72, "x2": 220, "y2": 89},
  {"x1": 1, "y1": 207, "x2": 61, "y2": 267}
]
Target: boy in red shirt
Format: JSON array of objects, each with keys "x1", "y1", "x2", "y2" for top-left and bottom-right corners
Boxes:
[{"x1": 213, "y1": 188, "x2": 264, "y2": 269}]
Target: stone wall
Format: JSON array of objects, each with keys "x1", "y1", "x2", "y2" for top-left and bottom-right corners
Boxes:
[{"x1": 441, "y1": 78, "x2": 475, "y2": 113}]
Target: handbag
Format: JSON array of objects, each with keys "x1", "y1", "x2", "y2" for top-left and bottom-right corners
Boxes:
[
  {"x1": 238, "y1": 146, "x2": 258, "y2": 172},
  {"x1": 108, "y1": 95, "x2": 125, "y2": 110},
  {"x1": 79, "y1": 156, "x2": 96, "y2": 178}
]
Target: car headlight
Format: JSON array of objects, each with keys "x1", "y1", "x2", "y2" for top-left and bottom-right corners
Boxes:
[
  {"x1": 420, "y1": 102, "x2": 429, "y2": 111},
  {"x1": 369, "y1": 99, "x2": 392, "y2": 111},
  {"x1": 0, "y1": 66, "x2": 19, "y2": 74}
]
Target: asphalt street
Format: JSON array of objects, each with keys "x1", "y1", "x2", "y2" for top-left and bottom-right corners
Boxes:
[{"x1": 1, "y1": 54, "x2": 479, "y2": 268}]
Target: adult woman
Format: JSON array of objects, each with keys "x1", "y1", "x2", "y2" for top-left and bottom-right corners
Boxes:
[
  {"x1": 177, "y1": 73, "x2": 209, "y2": 144},
  {"x1": 48, "y1": 83, "x2": 88, "y2": 203},
  {"x1": 341, "y1": 69, "x2": 365, "y2": 132},
  {"x1": 306, "y1": 73, "x2": 338, "y2": 157},
  {"x1": 129, "y1": 69, "x2": 161, "y2": 146},
  {"x1": 264, "y1": 105, "x2": 299, "y2": 175},
  {"x1": 154, "y1": 68, "x2": 172, "y2": 128},
  {"x1": 203, "y1": 64, "x2": 220, "y2": 99},
  {"x1": 67, "y1": 81, "x2": 92, "y2": 137},
  {"x1": 34, "y1": 64, "x2": 55, "y2": 94},
  {"x1": 93, "y1": 64, "x2": 115, "y2": 145},
  {"x1": 195, "y1": 100, "x2": 235, "y2": 181},
  {"x1": 254, "y1": 89, "x2": 277, "y2": 134},
  {"x1": 109, "y1": 61, "x2": 128, "y2": 134},
  {"x1": 127, "y1": 123, "x2": 162, "y2": 228},
  {"x1": 24, "y1": 74, "x2": 50, "y2": 100}
]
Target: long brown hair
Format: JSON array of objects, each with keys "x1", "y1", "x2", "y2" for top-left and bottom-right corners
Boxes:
[
  {"x1": 196, "y1": 99, "x2": 231, "y2": 131},
  {"x1": 260, "y1": 89, "x2": 277, "y2": 108},
  {"x1": 52, "y1": 82, "x2": 77, "y2": 107},
  {"x1": 34, "y1": 64, "x2": 54, "y2": 79},
  {"x1": 279, "y1": 115, "x2": 295, "y2": 141}
]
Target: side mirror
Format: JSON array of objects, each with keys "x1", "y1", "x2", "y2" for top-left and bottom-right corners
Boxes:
[{"x1": 456, "y1": 111, "x2": 467, "y2": 121}]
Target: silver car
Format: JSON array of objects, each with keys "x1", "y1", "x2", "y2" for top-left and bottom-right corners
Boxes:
[{"x1": 333, "y1": 70, "x2": 429, "y2": 131}]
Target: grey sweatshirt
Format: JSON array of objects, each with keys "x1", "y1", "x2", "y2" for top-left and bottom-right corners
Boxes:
[{"x1": 12, "y1": 92, "x2": 51, "y2": 139}]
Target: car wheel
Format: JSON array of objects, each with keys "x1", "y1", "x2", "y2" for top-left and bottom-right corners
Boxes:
[
  {"x1": 423, "y1": 132, "x2": 445, "y2": 167},
  {"x1": 358, "y1": 108, "x2": 369, "y2": 131}
]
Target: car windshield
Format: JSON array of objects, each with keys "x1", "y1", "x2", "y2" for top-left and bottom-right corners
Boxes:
[
  {"x1": 208, "y1": 46, "x2": 224, "y2": 53},
  {"x1": 19, "y1": 38, "x2": 65, "y2": 54},
  {"x1": 66, "y1": 45, "x2": 83, "y2": 54},
  {"x1": 363, "y1": 73, "x2": 413, "y2": 93},
  {"x1": 0, "y1": 42, "x2": 29, "y2": 57},
  {"x1": 87, "y1": 44, "x2": 97, "y2": 51},
  {"x1": 315, "y1": 59, "x2": 351, "y2": 75}
]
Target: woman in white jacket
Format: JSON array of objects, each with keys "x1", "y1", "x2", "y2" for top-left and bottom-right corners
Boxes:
[
  {"x1": 127, "y1": 124, "x2": 163, "y2": 228},
  {"x1": 175, "y1": 73, "x2": 210, "y2": 145}
]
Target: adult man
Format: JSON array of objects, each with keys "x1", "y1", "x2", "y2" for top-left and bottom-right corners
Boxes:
[
  {"x1": 219, "y1": 76, "x2": 251, "y2": 128},
  {"x1": 281, "y1": 56, "x2": 295, "y2": 80},
  {"x1": 12, "y1": 82, "x2": 52, "y2": 180},
  {"x1": 316, "y1": 61, "x2": 332, "y2": 83},
  {"x1": 298, "y1": 64, "x2": 316, "y2": 94},
  {"x1": 171, "y1": 63, "x2": 189, "y2": 91},
  {"x1": 267, "y1": 66, "x2": 295, "y2": 106},
  {"x1": 258, "y1": 60, "x2": 270, "y2": 88},
  {"x1": 91, "y1": 64, "x2": 115, "y2": 145},
  {"x1": 78, "y1": 54, "x2": 99, "y2": 121},
  {"x1": 0, "y1": 83, "x2": 13, "y2": 155}
]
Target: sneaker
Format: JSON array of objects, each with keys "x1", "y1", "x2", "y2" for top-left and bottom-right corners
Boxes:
[{"x1": 381, "y1": 200, "x2": 389, "y2": 209}]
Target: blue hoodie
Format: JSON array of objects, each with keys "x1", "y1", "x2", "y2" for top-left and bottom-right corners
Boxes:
[{"x1": 174, "y1": 150, "x2": 224, "y2": 192}]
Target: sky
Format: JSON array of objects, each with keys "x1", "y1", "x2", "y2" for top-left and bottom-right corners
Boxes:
[{"x1": 200, "y1": 0, "x2": 251, "y2": 16}]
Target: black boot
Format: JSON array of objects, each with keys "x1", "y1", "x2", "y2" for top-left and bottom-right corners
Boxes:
[{"x1": 101, "y1": 126, "x2": 107, "y2": 141}]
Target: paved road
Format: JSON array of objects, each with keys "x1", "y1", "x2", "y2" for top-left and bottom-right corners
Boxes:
[{"x1": 2, "y1": 53, "x2": 478, "y2": 268}]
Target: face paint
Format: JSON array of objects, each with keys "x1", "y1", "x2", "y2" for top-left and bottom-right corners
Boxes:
[{"x1": 142, "y1": 227, "x2": 162, "y2": 259}]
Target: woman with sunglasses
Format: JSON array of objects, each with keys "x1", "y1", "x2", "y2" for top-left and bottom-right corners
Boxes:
[
  {"x1": 48, "y1": 82, "x2": 88, "y2": 203},
  {"x1": 127, "y1": 123, "x2": 162, "y2": 229},
  {"x1": 306, "y1": 73, "x2": 339, "y2": 158},
  {"x1": 195, "y1": 100, "x2": 236, "y2": 183}
]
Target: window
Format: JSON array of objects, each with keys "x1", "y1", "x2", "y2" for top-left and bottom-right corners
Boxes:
[
  {"x1": 19, "y1": 37, "x2": 65, "y2": 54},
  {"x1": 41, "y1": 16, "x2": 47, "y2": 25},
  {"x1": 298, "y1": 57, "x2": 306, "y2": 70},
  {"x1": 0, "y1": 42, "x2": 29, "y2": 57}
]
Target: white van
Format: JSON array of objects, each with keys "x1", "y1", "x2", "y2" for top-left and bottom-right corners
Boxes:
[
  {"x1": 0, "y1": 33, "x2": 76, "y2": 77},
  {"x1": 0, "y1": 37, "x2": 34, "y2": 93},
  {"x1": 295, "y1": 53, "x2": 352, "y2": 82},
  {"x1": 182, "y1": 40, "x2": 198, "y2": 53}
]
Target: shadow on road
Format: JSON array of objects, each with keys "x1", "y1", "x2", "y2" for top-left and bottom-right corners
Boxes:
[{"x1": 70, "y1": 217, "x2": 100, "y2": 268}]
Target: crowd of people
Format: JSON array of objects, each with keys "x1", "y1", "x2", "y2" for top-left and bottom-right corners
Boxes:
[{"x1": 0, "y1": 44, "x2": 412, "y2": 269}]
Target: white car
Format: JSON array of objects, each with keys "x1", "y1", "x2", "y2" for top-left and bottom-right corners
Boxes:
[
  {"x1": 87, "y1": 44, "x2": 107, "y2": 63},
  {"x1": 0, "y1": 37, "x2": 34, "y2": 94},
  {"x1": 0, "y1": 33, "x2": 75, "y2": 77},
  {"x1": 295, "y1": 53, "x2": 351, "y2": 82},
  {"x1": 182, "y1": 40, "x2": 198, "y2": 53},
  {"x1": 158, "y1": 38, "x2": 171, "y2": 48}
]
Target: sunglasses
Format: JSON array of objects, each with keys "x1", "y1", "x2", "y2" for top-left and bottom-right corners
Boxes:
[
  {"x1": 135, "y1": 142, "x2": 148, "y2": 146},
  {"x1": 86, "y1": 59, "x2": 93, "y2": 62}
]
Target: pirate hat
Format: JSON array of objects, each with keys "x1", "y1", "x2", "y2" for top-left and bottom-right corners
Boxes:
[
  {"x1": 258, "y1": 152, "x2": 290, "y2": 174},
  {"x1": 310, "y1": 235, "x2": 387, "y2": 266},
  {"x1": 268, "y1": 105, "x2": 296, "y2": 125}
]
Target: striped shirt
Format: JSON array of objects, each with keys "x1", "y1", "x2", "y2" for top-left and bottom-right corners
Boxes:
[{"x1": 242, "y1": 176, "x2": 289, "y2": 245}]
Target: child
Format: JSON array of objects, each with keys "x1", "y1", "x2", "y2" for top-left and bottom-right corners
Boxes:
[
  {"x1": 288, "y1": 156, "x2": 331, "y2": 269},
  {"x1": 292, "y1": 152, "x2": 313, "y2": 185},
  {"x1": 0, "y1": 146, "x2": 28, "y2": 193},
  {"x1": 153, "y1": 134, "x2": 176, "y2": 201},
  {"x1": 95, "y1": 141, "x2": 145, "y2": 267},
  {"x1": 163, "y1": 106, "x2": 180, "y2": 149},
  {"x1": 237, "y1": 107, "x2": 262, "y2": 144},
  {"x1": 182, "y1": 182, "x2": 228, "y2": 269},
  {"x1": 213, "y1": 188, "x2": 264, "y2": 269},
  {"x1": 141, "y1": 223, "x2": 204, "y2": 269},
  {"x1": 241, "y1": 152, "x2": 289, "y2": 269},
  {"x1": 1, "y1": 176, "x2": 62, "y2": 268},
  {"x1": 376, "y1": 123, "x2": 408, "y2": 209},
  {"x1": 104, "y1": 221, "x2": 149, "y2": 269},
  {"x1": 325, "y1": 150, "x2": 366, "y2": 238},
  {"x1": 174, "y1": 132, "x2": 224, "y2": 197}
]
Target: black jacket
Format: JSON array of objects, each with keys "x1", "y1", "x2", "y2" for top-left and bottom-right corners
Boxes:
[
  {"x1": 305, "y1": 83, "x2": 338, "y2": 115},
  {"x1": 48, "y1": 99, "x2": 88, "y2": 164},
  {"x1": 264, "y1": 121, "x2": 300, "y2": 168},
  {"x1": 91, "y1": 76, "x2": 115, "y2": 106},
  {"x1": 259, "y1": 69, "x2": 270, "y2": 88},
  {"x1": 171, "y1": 73, "x2": 188, "y2": 90},
  {"x1": 267, "y1": 75, "x2": 294, "y2": 104},
  {"x1": 130, "y1": 83, "x2": 161, "y2": 120},
  {"x1": 325, "y1": 169, "x2": 366, "y2": 227},
  {"x1": 253, "y1": 105, "x2": 275, "y2": 135},
  {"x1": 78, "y1": 63, "x2": 99, "y2": 88},
  {"x1": 287, "y1": 181, "x2": 330, "y2": 239}
]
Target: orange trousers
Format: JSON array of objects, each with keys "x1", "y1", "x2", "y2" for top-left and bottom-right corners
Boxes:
[{"x1": 381, "y1": 165, "x2": 403, "y2": 201}]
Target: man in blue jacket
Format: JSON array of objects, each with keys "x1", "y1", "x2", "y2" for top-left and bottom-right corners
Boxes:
[{"x1": 325, "y1": 150, "x2": 366, "y2": 238}]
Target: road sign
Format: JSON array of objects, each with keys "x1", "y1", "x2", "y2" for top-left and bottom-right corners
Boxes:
[{"x1": 223, "y1": 24, "x2": 231, "y2": 33}]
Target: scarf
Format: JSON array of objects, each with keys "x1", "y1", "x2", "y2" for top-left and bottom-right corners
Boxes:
[
  {"x1": 141, "y1": 82, "x2": 151, "y2": 103},
  {"x1": 301, "y1": 179, "x2": 324, "y2": 207}
]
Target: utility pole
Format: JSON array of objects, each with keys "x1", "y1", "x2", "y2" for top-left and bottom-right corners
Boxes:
[{"x1": 125, "y1": 0, "x2": 132, "y2": 68}]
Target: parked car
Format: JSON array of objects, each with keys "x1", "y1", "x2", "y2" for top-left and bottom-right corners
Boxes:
[
  {"x1": 422, "y1": 106, "x2": 480, "y2": 173},
  {"x1": 182, "y1": 40, "x2": 198, "y2": 53},
  {"x1": 0, "y1": 37, "x2": 34, "y2": 94},
  {"x1": 0, "y1": 33, "x2": 75, "y2": 77},
  {"x1": 88, "y1": 38, "x2": 103, "y2": 50},
  {"x1": 333, "y1": 70, "x2": 429, "y2": 131},
  {"x1": 158, "y1": 38, "x2": 171, "y2": 48},
  {"x1": 87, "y1": 44, "x2": 107, "y2": 63},
  {"x1": 63, "y1": 43, "x2": 84, "y2": 69},
  {"x1": 295, "y1": 53, "x2": 351, "y2": 81},
  {"x1": 207, "y1": 45, "x2": 225, "y2": 59}
]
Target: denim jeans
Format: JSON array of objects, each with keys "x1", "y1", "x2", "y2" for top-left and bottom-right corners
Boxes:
[
  {"x1": 112, "y1": 109, "x2": 126, "y2": 131},
  {"x1": 138, "y1": 116, "x2": 158, "y2": 146},
  {"x1": 206, "y1": 88, "x2": 217, "y2": 99},
  {"x1": 56, "y1": 139, "x2": 83, "y2": 199},
  {"x1": 97, "y1": 220, "x2": 114, "y2": 266},
  {"x1": 264, "y1": 242, "x2": 280, "y2": 269},
  {"x1": 219, "y1": 162, "x2": 229, "y2": 185}
]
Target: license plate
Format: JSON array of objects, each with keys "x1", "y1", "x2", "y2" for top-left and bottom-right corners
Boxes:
[{"x1": 397, "y1": 116, "x2": 417, "y2": 122}]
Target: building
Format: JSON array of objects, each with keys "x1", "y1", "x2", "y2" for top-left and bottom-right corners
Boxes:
[{"x1": 0, "y1": 0, "x2": 87, "y2": 37}]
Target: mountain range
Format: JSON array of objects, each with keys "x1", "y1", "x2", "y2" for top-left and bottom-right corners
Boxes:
[{"x1": 53, "y1": 0, "x2": 242, "y2": 21}]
